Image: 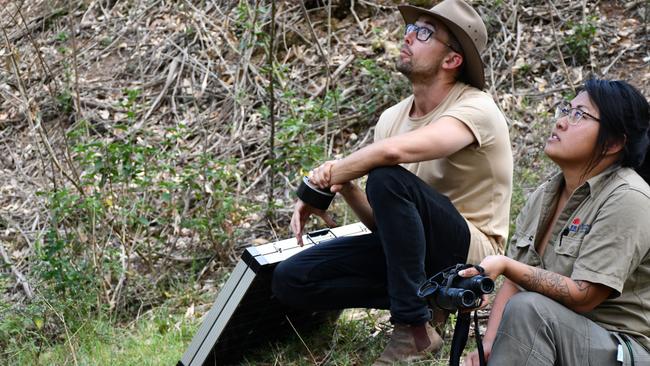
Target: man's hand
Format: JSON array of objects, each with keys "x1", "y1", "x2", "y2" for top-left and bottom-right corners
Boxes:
[
  {"x1": 330, "y1": 181, "x2": 354, "y2": 195},
  {"x1": 463, "y1": 341, "x2": 493, "y2": 366},
  {"x1": 308, "y1": 160, "x2": 337, "y2": 189},
  {"x1": 290, "y1": 199, "x2": 337, "y2": 246}
]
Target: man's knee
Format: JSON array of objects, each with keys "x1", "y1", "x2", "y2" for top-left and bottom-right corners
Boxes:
[
  {"x1": 368, "y1": 165, "x2": 406, "y2": 181},
  {"x1": 366, "y1": 166, "x2": 409, "y2": 200}
]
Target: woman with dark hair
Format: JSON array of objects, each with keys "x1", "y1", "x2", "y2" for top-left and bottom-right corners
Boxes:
[{"x1": 463, "y1": 79, "x2": 650, "y2": 365}]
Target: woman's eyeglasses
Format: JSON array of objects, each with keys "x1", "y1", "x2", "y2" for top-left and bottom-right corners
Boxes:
[{"x1": 555, "y1": 102, "x2": 600, "y2": 125}]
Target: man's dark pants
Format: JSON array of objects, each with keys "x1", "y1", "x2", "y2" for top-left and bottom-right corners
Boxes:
[{"x1": 272, "y1": 166, "x2": 470, "y2": 325}]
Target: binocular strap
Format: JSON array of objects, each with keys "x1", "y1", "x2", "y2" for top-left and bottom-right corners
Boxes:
[{"x1": 449, "y1": 311, "x2": 486, "y2": 366}]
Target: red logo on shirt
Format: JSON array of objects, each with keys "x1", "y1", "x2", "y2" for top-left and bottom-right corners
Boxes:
[{"x1": 572, "y1": 218, "x2": 581, "y2": 225}]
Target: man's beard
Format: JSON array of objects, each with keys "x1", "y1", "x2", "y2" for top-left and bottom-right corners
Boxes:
[
  {"x1": 396, "y1": 59, "x2": 412, "y2": 78},
  {"x1": 396, "y1": 57, "x2": 440, "y2": 81}
]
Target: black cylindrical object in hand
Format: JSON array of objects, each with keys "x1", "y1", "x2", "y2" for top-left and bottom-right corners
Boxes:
[
  {"x1": 454, "y1": 275, "x2": 495, "y2": 295},
  {"x1": 434, "y1": 288, "x2": 477, "y2": 311},
  {"x1": 296, "y1": 176, "x2": 335, "y2": 210}
]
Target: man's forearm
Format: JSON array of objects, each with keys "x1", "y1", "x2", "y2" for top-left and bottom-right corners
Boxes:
[
  {"x1": 329, "y1": 142, "x2": 397, "y2": 185},
  {"x1": 327, "y1": 116, "x2": 476, "y2": 185},
  {"x1": 339, "y1": 183, "x2": 375, "y2": 229}
]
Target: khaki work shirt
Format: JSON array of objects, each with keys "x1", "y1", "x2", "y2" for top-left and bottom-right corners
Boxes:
[
  {"x1": 375, "y1": 82, "x2": 513, "y2": 264},
  {"x1": 507, "y1": 165, "x2": 650, "y2": 350}
]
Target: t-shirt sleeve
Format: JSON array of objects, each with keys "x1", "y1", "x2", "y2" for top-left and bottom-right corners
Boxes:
[
  {"x1": 374, "y1": 113, "x2": 386, "y2": 142},
  {"x1": 440, "y1": 93, "x2": 499, "y2": 148},
  {"x1": 571, "y1": 188, "x2": 650, "y2": 296},
  {"x1": 374, "y1": 104, "x2": 399, "y2": 142}
]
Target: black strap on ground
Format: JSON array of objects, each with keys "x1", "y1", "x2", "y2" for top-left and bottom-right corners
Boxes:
[
  {"x1": 448, "y1": 311, "x2": 486, "y2": 366},
  {"x1": 473, "y1": 310, "x2": 487, "y2": 366},
  {"x1": 449, "y1": 312, "x2": 470, "y2": 366}
]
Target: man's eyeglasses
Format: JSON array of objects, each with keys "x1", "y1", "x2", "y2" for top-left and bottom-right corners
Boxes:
[
  {"x1": 555, "y1": 102, "x2": 600, "y2": 125},
  {"x1": 404, "y1": 23, "x2": 459, "y2": 53}
]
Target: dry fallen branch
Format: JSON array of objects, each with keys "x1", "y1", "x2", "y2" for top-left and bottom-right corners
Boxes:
[{"x1": 0, "y1": 240, "x2": 33, "y2": 299}]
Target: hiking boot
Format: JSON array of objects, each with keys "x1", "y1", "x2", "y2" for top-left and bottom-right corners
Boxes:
[
  {"x1": 430, "y1": 308, "x2": 450, "y2": 336},
  {"x1": 372, "y1": 322, "x2": 443, "y2": 365}
]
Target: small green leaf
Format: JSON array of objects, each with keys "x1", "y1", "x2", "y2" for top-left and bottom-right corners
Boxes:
[{"x1": 33, "y1": 317, "x2": 44, "y2": 330}]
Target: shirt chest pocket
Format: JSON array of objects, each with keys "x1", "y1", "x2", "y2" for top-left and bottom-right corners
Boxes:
[
  {"x1": 554, "y1": 235, "x2": 583, "y2": 257},
  {"x1": 550, "y1": 235, "x2": 584, "y2": 274},
  {"x1": 510, "y1": 232, "x2": 537, "y2": 264}
]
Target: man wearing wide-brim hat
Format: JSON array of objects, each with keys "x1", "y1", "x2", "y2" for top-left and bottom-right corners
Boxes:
[{"x1": 273, "y1": 0, "x2": 513, "y2": 364}]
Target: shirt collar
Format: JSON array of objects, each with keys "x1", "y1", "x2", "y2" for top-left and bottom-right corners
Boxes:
[
  {"x1": 584, "y1": 163, "x2": 621, "y2": 196},
  {"x1": 543, "y1": 172, "x2": 564, "y2": 194},
  {"x1": 543, "y1": 164, "x2": 621, "y2": 197}
]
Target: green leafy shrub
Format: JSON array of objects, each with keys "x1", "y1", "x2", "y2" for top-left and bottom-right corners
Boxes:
[{"x1": 562, "y1": 17, "x2": 597, "y2": 65}]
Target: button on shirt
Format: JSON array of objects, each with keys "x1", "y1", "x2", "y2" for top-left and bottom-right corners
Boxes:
[{"x1": 507, "y1": 165, "x2": 650, "y2": 350}]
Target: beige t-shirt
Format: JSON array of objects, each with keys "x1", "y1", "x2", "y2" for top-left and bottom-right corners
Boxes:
[
  {"x1": 374, "y1": 82, "x2": 513, "y2": 263},
  {"x1": 507, "y1": 166, "x2": 650, "y2": 350}
]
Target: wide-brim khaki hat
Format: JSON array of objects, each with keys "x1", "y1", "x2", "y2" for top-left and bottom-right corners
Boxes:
[{"x1": 398, "y1": 0, "x2": 487, "y2": 90}]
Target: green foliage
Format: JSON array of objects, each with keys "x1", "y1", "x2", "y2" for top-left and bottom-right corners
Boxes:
[
  {"x1": 242, "y1": 309, "x2": 451, "y2": 365},
  {"x1": 561, "y1": 88, "x2": 577, "y2": 102},
  {"x1": 267, "y1": 89, "x2": 344, "y2": 178},
  {"x1": 16, "y1": 93, "x2": 253, "y2": 350},
  {"x1": 56, "y1": 90, "x2": 74, "y2": 113},
  {"x1": 36, "y1": 228, "x2": 96, "y2": 299},
  {"x1": 65, "y1": 118, "x2": 250, "y2": 258},
  {"x1": 100, "y1": 36, "x2": 113, "y2": 47},
  {"x1": 357, "y1": 59, "x2": 409, "y2": 116},
  {"x1": 119, "y1": 88, "x2": 142, "y2": 121},
  {"x1": 233, "y1": 0, "x2": 268, "y2": 47},
  {"x1": 518, "y1": 63, "x2": 532, "y2": 75},
  {"x1": 562, "y1": 17, "x2": 598, "y2": 65},
  {"x1": 2, "y1": 305, "x2": 198, "y2": 365},
  {"x1": 55, "y1": 31, "x2": 68, "y2": 43},
  {"x1": 184, "y1": 26, "x2": 196, "y2": 39},
  {"x1": 0, "y1": 300, "x2": 47, "y2": 362}
]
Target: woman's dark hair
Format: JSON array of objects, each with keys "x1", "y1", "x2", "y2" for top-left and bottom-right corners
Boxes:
[{"x1": 583, "y1": 79, "x2": 650, "y2": 184}]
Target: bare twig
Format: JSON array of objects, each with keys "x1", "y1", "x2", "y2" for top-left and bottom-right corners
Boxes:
[
  {"x1": 140, "y1": 56, "x2": 180, "y2": 124},
  {"x1": 602, "y1": 48, "x2": 629, "y2": 76},
  {"x1": 285, "y1": 315, "x2": 318, "y2": 364},
  {"x1": 267, "y1": 0, "x2": 276, "y2": 218},
  {"x1": 36, "y1": 288, "x2": 79, "y2": 366},
  {"x1": 548, "y1": 0, "x2": 576, "y2": 94},
  {"x1": 2, "y1": 26, "x2": 86, "y2": 197},
  {"x1": 0, "y1": 240, "x2": 33, "y2": 299}
]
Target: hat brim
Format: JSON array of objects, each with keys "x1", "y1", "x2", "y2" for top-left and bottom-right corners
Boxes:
[{"x1": 398, "y1": 5, "x2": 485, "y2": 90}]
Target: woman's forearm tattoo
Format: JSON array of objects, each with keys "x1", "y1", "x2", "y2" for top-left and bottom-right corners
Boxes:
[{"x1": 521, "y1": 267, "x2": 590, "y2": 304}]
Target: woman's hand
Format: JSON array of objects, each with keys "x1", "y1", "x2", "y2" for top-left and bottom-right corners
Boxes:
[
  {"x1": 459, "y1": 255, "x2": 509, "y2": 281},
  {"x1": 457, "y1": 255, "x2": 510, "y2": 312},
  {"x1": 463, "y1": 340, "x2": 493, "y2": 366}
]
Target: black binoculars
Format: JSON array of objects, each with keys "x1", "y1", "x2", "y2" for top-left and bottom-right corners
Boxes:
[
  {"x1": 295, "y1": 176, "x2": 335, "y2": 210},
  {"x1": 418, "y1": 264, "x2": 494, "y2": 312}
]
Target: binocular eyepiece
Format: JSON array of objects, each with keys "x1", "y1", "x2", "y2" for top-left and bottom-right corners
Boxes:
[
  {"x1": 455, "y1": 275, "x2": 495, "y2": 295},
  {"x1": 433, "y1": 275, "x2": 494, "y2": 311},
  {"x1": 418, "y1": 266, "x2": 494, "y2": 312},
  {"x1": 436, "y1": 288, "x2": 479, "y2": 310}
]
